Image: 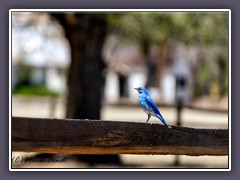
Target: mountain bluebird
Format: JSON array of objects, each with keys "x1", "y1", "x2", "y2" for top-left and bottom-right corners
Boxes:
[{"x1": 135, "y1": 87, "x2": 171, "y2": 128}]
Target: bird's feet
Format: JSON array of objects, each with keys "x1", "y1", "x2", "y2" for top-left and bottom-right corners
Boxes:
[{"x1": 168, "y1": 125, "x2": 172, "y2": 129}]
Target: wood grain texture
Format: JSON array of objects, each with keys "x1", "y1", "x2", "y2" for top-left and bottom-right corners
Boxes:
[{"x1": 12, "y1": 117, "x2": 228, "y2": 156}]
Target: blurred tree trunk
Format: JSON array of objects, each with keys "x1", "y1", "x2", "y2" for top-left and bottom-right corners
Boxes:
[
  {"x1": 51, "y1": 13, "x2": 121, "y2": 165},
  {"x1": 157, "y1": 44, "x2": 168, "y2": 90},
  {"x1": 51, "y1": 14, "x2": 107, "y2": 119},
  {"x1": 217, "y1": 54, "x2": 228, "y2": 97},
  {"x1": 143, "y1": 38, "x2": 168, "y2": 92},
  {"x1": 141, "y1": 38, "x2": 154, "y2": 89}
]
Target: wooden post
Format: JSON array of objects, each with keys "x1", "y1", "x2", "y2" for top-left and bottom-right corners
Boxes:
[
  {"x1": 176, "y1": 100, "x2": 183, "y2": 126},
  {"x1": 174, "y1": 100, "x2": 183, "y2": 166},
  {"x1": 49, "y1": 96, "x2": 57, "y2": 118}
]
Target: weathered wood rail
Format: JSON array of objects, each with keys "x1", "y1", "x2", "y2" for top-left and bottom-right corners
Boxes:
[{"x1": 12, "y1": 116, "x2": 228, "y2": 156}]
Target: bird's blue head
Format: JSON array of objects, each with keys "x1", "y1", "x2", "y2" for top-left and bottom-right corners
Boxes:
[{"x1": 134, "y1": 87, "x2": 149, "y2": 95}]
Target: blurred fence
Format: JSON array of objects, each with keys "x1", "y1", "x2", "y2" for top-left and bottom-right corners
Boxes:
[{"x1": 109, "y1": 102, "x2": 228, "y2": 114}]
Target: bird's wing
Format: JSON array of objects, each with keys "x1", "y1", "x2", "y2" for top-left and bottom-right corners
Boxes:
[{"x1": 144, "y1": 95, "x2": 160, "y2": 115}]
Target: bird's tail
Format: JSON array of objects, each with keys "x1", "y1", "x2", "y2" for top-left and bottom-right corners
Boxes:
[{"x1": 156, "y1": 114, "x2": 171, "y2": 128}]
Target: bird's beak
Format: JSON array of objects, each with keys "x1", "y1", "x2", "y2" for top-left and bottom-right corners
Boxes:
[{"x1": 134, "y1": 88, "x2": 138, "y2": 90}]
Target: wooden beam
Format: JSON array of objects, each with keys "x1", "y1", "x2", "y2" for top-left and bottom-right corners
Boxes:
[{"x1": 12, "y1": 116, "x2": 228, "y2": 156}]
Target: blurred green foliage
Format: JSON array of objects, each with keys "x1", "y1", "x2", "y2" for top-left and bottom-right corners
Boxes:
[
  {"x1": 108, "y1": 12, "x2": 228, "y2": 47},
  {"x1": 13, "y1": 85, "x2": 60, "y2": 97},
  {"x1": 13, "y1": 63, "x2": 61, "y2": 97}
]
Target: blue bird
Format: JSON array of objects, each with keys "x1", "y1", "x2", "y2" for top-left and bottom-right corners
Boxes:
[{"x1": 135, "y1": 87, "x2": 171, "y2": 128}]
